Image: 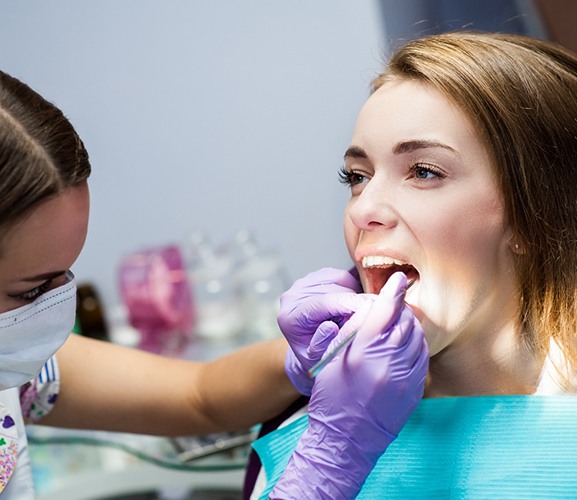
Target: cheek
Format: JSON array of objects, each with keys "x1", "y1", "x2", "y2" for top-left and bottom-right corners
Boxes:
[
  {"x1": 343, "y1": 208, "x2": 370, "y2": 292},
  {"x1": 417, "y1": 188, "x2": 506, "y2": 263},
  {"x1": 343, "y1": 208, "x2": 357, "y2": 261},
  {"x1": 414, "y1": 201, "x2": 508, "y2": 337}
]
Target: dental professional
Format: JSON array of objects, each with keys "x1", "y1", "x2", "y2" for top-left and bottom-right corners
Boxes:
[
  {"x1": 249, "y1": 31, "x2": 577, "y2": 499},
  {"x1": 0, "y1": 66, "x2": 428, "y2": 499}
]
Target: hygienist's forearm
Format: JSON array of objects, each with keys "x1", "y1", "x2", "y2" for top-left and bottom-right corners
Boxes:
[
  {"x1": 39, "y1": 334, "x2": 299, "y2": 435},
  {"x1": 194, "y1": 337, "x2": 299, "y2": 431}
]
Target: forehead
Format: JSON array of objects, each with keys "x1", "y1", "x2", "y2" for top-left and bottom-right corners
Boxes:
[
  {"x1": 0, "y1": 184, "x2": 89, "y2": 283},
  {"x1": 353, "y1": 79, "x2": 481, "y2": 153}
]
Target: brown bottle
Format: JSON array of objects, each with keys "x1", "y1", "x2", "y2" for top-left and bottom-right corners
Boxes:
[{"x1": 76, "y1": 283, "x2": 109, "y2": 341}]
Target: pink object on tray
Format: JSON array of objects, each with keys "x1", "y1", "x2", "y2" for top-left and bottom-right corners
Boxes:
[{"x1": 119, "y1": 245, "x2": 194, "y2": 355}]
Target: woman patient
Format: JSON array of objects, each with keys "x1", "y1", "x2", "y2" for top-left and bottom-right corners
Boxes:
[{"x1": 253, "y1": 30, "x2": 577, "y2": 498}]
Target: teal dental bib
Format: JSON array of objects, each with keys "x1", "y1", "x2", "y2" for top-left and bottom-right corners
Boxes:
[{"x1": 252, "y1": 395, "x2": 577, "y2": 499}]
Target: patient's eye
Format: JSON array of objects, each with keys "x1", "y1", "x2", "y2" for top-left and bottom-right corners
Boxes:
[
  {"x1": 339, "y1": 166, "x2": 368, "y2": 187},
  {"x1": 409, "y1": 163, "x2": 445, "y2": 181}
]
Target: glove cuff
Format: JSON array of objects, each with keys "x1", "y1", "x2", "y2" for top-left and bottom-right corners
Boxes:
[{"x1": 272, "y1": 418, "x2": 395, "y2": 499}]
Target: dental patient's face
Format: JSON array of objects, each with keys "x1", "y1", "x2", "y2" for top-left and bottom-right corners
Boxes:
[{"x1": 342, "y1": 79, "x2": 517, "y2": 355}]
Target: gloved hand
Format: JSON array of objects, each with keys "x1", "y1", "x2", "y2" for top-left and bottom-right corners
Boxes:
[
  {"x1": 272, "y1": 272, "x2": 429, "y2": 499},
  {"x1": 279, "y1": 267, "x2": 367, "y2": 395}
]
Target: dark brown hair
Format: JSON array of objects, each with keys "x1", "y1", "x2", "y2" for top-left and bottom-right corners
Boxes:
[{"x1": 0, "y1": 70, "x2": 91, "y2": 234}]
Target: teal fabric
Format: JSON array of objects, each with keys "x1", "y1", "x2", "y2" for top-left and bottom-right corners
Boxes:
[{"x1": 252, "y1": 395, "x2": 577, "y2": 499}]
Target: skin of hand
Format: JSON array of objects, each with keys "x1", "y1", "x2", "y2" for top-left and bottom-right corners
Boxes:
[
  {"x1": 38, "y1": 334, "x2": 300, "y2": 436},
  {"x1": 272, "y1": 272, "x2": 429, "y2": 499},
  {"x1": 278, "y1": 267, "x2": 368, "y2": 395}
]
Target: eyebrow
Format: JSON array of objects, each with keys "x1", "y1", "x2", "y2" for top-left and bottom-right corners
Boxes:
[
  {"x1": 343, "y1": 146, "x2": 368, "y2": 160},
  {"x1": 393, "y1": 139, "x2": 456, "y2": 155},
  {"x1": 344, "y1": 140, "x2": 456, "y2": 160},
  {"x1": 21, "y1": 270, "x2": 66, "y2": 283}
]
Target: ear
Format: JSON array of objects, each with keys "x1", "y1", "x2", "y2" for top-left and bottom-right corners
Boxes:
[
  {"x1": 506, "y1": 229, "x2": 526, "y2": 255},
  {"x1": 508, "y1": 233, "x2": 527, "y2": 255},
  {"x1": 511, "y1": 242, "x2": 524, "y2": 254}
]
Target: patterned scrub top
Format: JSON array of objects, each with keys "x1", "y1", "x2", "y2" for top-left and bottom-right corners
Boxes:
[{"x1": 0, "y1": 357, "x2": 60, "y2": 499}]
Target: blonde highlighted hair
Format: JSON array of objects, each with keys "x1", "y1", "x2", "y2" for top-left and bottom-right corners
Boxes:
[{"x1": 373, "y1": 31, "x2": 577, "y2": 385}]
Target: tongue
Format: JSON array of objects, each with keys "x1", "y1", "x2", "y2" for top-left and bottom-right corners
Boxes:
[{"x1": 367, "y1": 264, "x2": 418, "y2": 293}]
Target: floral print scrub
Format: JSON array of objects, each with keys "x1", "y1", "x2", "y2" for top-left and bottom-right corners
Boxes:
[{"x1": 0, "y1": 356, "x2": 60, "y2": 497}]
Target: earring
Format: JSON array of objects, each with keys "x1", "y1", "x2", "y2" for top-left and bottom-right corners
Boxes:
[{"x1": 512, "y1": 242, "x2": 525, "y2": 254}]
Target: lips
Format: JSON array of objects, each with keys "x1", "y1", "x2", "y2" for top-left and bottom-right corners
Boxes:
[{"x1": 361, "y1": 255, "x2": 419, "y2": 294}]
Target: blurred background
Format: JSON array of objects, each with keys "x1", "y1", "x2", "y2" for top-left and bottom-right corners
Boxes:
[
  {"x1": 1, "y1": 1, "x2": 385, "y2": 313},
  {"x1": 1, "y1": 0, "x2": 569, "y2": 313},
  {"x1": 0, "y1": 0, "x2": 575, "y2": 498}
]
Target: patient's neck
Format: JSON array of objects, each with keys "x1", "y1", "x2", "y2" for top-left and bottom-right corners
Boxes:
[{"x1": 424, "y1": 327, "x2": 544, "y2": 398}]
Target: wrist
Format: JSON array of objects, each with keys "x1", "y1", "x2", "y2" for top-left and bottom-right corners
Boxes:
[
  {"x1": 272, "y1": 417, "x2": 395, "y2": 499},
  {"x1": 284, "y1": 348, "x2": 313, "y2": 396},
  {"x1": 308, "y1": 415, "x2": 395, "y2": 471}
]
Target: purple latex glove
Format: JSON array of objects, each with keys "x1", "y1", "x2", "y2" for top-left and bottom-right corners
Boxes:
[
  {"x1": 279, "y1": 267, "x2": 367, "y2": 395},
  {"x1": 272, "y1": 272, "x2": 429, "y2": 499}
]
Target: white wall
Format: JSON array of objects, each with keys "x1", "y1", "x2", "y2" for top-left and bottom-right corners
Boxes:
[{"x1": 0, "y1": 1, "x2": 385, "y2": 308}]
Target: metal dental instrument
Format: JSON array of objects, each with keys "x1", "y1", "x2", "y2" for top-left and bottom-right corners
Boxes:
[{"x1": 308, "y1": 278, "x2": 415, "y2": 378}]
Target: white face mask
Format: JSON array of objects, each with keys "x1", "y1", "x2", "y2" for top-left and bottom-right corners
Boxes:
[{"x1": 0, "y1": 271, "x2": 76, "y2": 390}]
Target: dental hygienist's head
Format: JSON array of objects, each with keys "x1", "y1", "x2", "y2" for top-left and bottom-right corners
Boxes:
[
  {"x1": 0, "y1": 69, "x2": 91, "y2": 389},
  {"x1": 343, "y1": 32, "x2": 577, "y2": 372}
]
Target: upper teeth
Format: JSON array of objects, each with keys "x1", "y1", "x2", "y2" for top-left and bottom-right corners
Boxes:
[{"x1": 362, "y1": 256, "x2": 407, "y2": 268}]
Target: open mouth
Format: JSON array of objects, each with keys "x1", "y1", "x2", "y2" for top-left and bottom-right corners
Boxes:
[{"x1": 361, "y1": 256, "x2": 419, "y2": 294}]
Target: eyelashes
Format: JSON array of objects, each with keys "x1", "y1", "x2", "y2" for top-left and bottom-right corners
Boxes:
[
  {"x1": 10, "y1": 280, "x2": 53, "y2": 302},
  {"x1": 338, "y1": 165, "x2": 351, "y2": 185},
  {"x1": 408, "y1": 163, "x2": 445, "y2": 180},
  {"x1": 338, "y1": 166, "x2": 366, "y2": 187},
  {"x1": 338, "y1": 162, "x2": 446, "y2": 187}
]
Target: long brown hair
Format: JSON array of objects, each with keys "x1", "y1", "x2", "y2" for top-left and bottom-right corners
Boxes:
[
  {"x1": 0, "y1": 70, "x2": 91, "y2": 235},
  {"x1": 373, "y1": 31, "x2": 577, "y2": 384}
]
